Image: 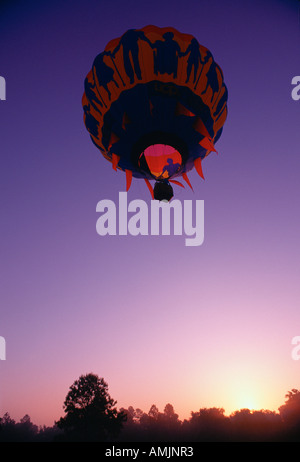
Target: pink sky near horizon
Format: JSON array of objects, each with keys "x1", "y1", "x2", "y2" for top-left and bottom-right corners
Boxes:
[{"x1": 1, "y1": 0, "x2": 300, "y2": 427}]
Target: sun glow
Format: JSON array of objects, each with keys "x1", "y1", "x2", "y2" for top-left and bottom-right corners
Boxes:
[
  {"x1": 221, "y1": 372, "x2": 267, "y2": 415},
  {"x1": 235, "y1": 391, "x2": 259, "y2": 412}
]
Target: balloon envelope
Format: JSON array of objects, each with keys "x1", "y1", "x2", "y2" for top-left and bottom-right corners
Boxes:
[{"x1": 82, "y1": 25, "x2": 228, "y2": 198}]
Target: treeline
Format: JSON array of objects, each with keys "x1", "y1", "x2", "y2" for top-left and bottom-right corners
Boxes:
[
  {"x1": 118, "y1": 405, "x2": 288, "y2": 442},
  {"x1": 1, "y1": 374, "x2": 300, "y2": 442},
  {"x1": 0, "y1": 413, "x2": 61, "y2": 442}
]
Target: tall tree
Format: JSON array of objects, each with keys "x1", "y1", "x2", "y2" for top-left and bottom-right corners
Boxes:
[
  {"x1": 279, "y1": 389, "x2": 300, "y2": 431},
  {"x1": 163, "y1": 403, "x2": 179, "y2": 422},
  {"x1": 56, "y1": 373, "x2": 126, "y2": 441}
]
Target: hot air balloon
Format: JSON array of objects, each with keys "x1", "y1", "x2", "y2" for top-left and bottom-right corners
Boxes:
[{"x1": 82, "y1": 25, "x2": 228, "y2": 201}]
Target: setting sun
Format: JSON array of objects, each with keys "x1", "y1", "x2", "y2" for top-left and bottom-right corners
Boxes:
[{"x1": 235, "y1": 392, "x2": 259, "y2": 412}]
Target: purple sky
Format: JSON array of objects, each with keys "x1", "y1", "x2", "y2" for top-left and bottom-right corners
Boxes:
[{"x1": 1, "y1": 0, "x2": 300, "y2": 426}]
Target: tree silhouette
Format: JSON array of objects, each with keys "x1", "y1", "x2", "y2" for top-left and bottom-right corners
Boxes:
[
  {"x1": 55, "y1": 373, "x2": 126, "y2": 441},
  {"x1": 163, "y1": 403, "x2": 179, "y2": 422},
  {"x1": 159, "y1": 403, "x2": 181, "y2": 440},
  {"x1": 0, "y1": 413, "x2": 41, "y2": 442},
  {"x1": 187, "y1": 407, "x2": 229, "y2": 441},
  {"x1": 148, "y1": 404, "x2": 159, "y2": 420},
  {"x1": 279, "y1": 388, "x2": 300, "y2": 440},
  {"x1": 279, "y1": 389, "x2": 300, "y2": 423},
  {"x1": 230, "y1": 408, "x2": 282, "y2": 442}
]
